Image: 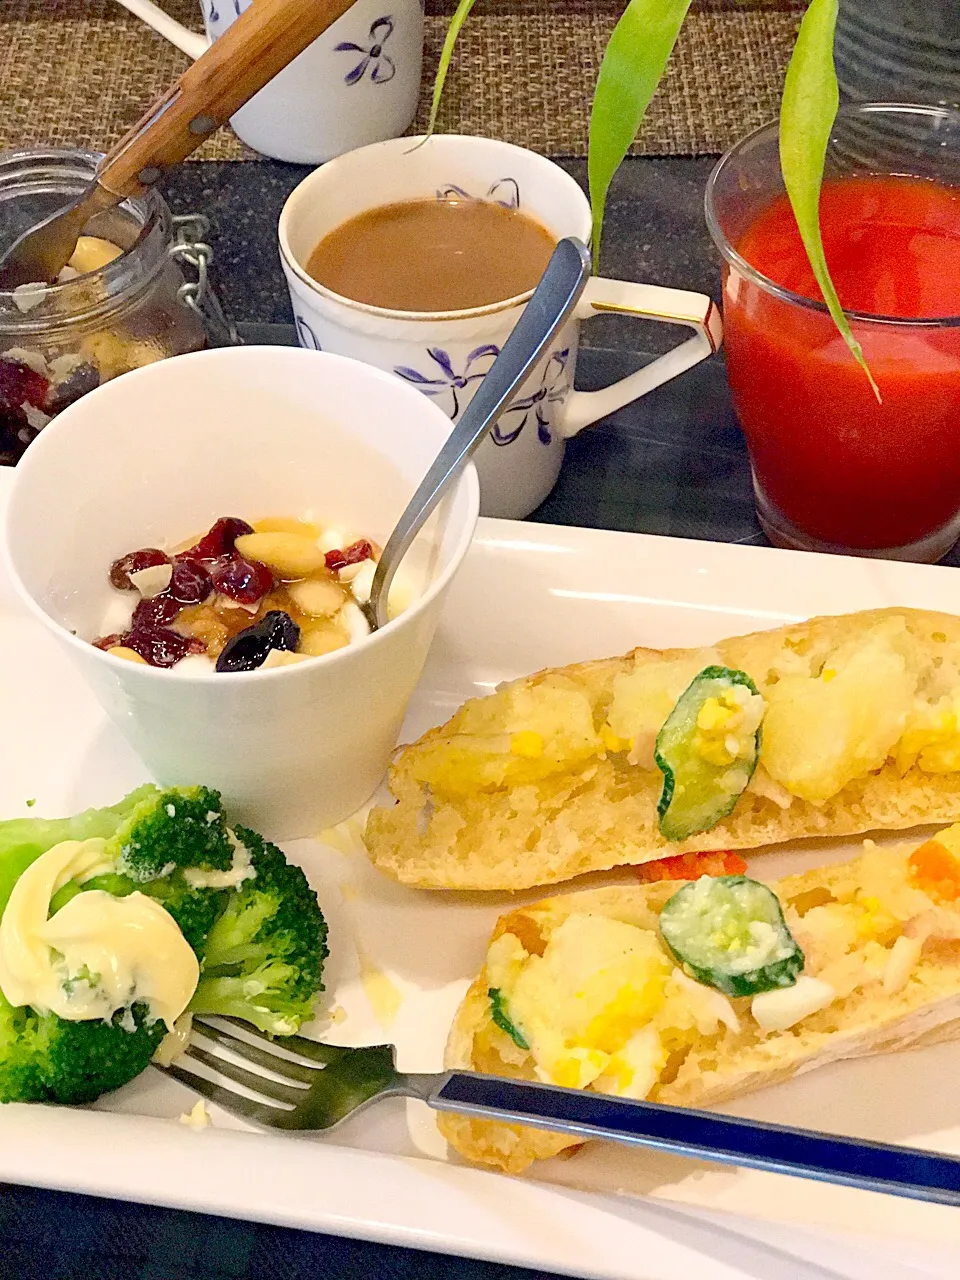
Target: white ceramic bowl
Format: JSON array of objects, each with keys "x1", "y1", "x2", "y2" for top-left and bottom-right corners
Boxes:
[{"x1": 3, "y1": 346, "x2": 478, "y2": 838}]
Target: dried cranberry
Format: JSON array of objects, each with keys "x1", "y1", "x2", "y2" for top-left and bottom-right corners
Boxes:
[
  {"x1": 132, "y1": 593, "x2": 181, "y2": 630},
  {"x1": 188, "y1": 516, "x2": 254, "y2": 562},
  {"x1": 344, "y1": 539, "x2": 373, "y2": 564},
  {"x1": 109, "y1": 548, "x2": 170, "y2": 591},
  {"x1": 324, "y1": 539, "x2": 372, "y2": 573},
  {"x1": 123, "y1": 627, "x2": 205, "y2": 669},
  {"x1": 0, "y1": 358, "x2": 48, "y2": 413},
  {"x1": 211, "y1": 556, "x2": 274, "y2": 605},
  {"x1": 215, "y1": 610, "x2": 300, "y2": 673},
  {"x1": 168, "y1": 557, "x2": 212, "y2": 604}
]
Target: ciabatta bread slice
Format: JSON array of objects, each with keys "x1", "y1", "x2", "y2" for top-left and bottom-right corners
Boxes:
[
  {"x1": 365, "y1": 608, "x2": 960, "y2": 891},
  {"x1": 437, "y1": 839, "x2": 960, "y2": 1173}
]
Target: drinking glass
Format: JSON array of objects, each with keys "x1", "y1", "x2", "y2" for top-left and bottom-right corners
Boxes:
[{"x1": 706, "y1": 102, "x2": 960, "y2": 561}]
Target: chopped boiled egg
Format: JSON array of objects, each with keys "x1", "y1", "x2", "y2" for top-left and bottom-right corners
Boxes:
[
  {"x1": 667, "y1": 968, "x2": 739, "y2": 1036},
  {"x1": 593, "y1": 1025, "x2": 666, "y2": 1099},
  {"x1": 692, "y1": 683, "x2": 765, "y2": 768},
  {"x1": 751, "y1": 976, "x2": 835, "y2": 1033},
  {"x1": 882, "y1": 934, "x2": 922, "y2": 995}
]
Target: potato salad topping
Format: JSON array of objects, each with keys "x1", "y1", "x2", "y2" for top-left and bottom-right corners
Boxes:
[{"x1": 480, "y1": 825, "x2": 960, "y2": 1106}]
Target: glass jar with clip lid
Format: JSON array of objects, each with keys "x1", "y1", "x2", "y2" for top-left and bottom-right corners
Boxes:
[{"x1": 0, "y1": 147, "x2": 235, "y2": 464}]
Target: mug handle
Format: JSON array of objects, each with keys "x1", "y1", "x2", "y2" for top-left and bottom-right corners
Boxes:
[
  {"x1": 113, "y1": 0, "x2": 208, "y2": 59},
  {"x1": 558, "y1": 278, "x2": 723, "y2": 437}
]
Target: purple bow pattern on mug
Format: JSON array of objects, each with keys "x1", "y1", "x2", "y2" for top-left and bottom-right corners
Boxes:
[
  {"x1": 335, "y1": 16, "x2": 397, "y2": 85},
  {"x1": 435, "y1": 179, "x2": 521, "y2": 209},
  {"x1": 395, "y1": 346, "x2": 570, "y2": 444},
  {"x1": 395, "y1": 345, "x2": 498, "y2": 418},
  {"x1": 491, "y1": 349, "x2": 570, "y2": 446}
]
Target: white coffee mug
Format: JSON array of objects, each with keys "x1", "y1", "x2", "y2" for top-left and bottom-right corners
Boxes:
[
  {"x1": 114, "y1": 0, "x2": 424, "y2": 164},
  {"x1": 279, "y1": 135, "x2": 723, "y2": 520}
]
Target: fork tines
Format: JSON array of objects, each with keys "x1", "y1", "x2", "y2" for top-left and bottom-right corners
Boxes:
[{"x1": 157, "y1": 1017, "x2": 327, "y2": 1128}]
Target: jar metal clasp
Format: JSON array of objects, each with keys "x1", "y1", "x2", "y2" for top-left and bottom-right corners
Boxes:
[{"x1": 169, "y1": 214, "x2": 238, "y2": 347}]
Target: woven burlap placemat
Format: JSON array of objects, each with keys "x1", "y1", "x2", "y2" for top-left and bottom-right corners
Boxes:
[{"x1": 0, "y1": 0, "x2": 801, "y2": 160}]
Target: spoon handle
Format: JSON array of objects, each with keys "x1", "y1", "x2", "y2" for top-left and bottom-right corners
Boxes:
[
  {"x1": 367, "y1": 237, "x2": 592, "y2": 629},
  {"x1": 99, "y1": 0, "x2": 359, "y2": 197}
]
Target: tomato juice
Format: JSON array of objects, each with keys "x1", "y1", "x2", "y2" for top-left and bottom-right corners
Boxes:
[{"x1": 723, "y1": 175, "x2": 960, "y2": 552}]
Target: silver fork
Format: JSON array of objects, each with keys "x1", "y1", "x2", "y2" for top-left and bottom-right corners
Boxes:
[{"x1": 157, "y1": 1018, "x2": 960, "y2": 1208}]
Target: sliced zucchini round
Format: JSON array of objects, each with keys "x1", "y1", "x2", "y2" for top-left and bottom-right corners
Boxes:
[
  {"x1": 659, "y1": 874, "x2": 804, "y2": 997},
  {"x1": 655, "y1": 665, "x2": 764, "y2": 842}
]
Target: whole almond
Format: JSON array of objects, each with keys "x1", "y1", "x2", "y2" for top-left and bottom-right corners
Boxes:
[{"x1": 234, "y1": 532, "x2": 326, "y2": 578}]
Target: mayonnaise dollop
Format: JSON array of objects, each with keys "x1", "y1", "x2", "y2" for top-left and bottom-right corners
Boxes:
[{"x1": 0, "y1": 838, "x2": 199, "y2": 1028}]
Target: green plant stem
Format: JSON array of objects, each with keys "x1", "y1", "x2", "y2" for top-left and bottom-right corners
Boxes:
[{"x1": 779, "y1": 0, "x2": 881, "y2": 399}]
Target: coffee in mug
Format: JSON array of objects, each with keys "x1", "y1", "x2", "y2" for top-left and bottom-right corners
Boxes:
[{"x1": 306, "y1": 198, "x2": 557, "y2": 312}]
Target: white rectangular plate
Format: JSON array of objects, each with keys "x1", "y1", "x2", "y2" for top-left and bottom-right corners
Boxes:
[{"x1": 2, "y1": 465, "x2": 960, "y2": 1280}]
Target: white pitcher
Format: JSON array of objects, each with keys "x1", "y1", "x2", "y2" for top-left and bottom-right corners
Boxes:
[{"x1": 114, "y1": 0, "x2": 424, "y2": 164}]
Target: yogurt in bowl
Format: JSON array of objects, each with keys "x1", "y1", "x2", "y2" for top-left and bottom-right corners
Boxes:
[{"x1": 3, "y1": 345, "x2": 478, "y2": 839}]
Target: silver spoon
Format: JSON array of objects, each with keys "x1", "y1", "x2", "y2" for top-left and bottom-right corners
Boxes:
[{"x1": 362, "y1": 235, "x2": 591, "y2": 632}]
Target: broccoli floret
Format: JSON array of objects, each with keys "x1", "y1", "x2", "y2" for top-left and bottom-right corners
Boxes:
[
  {"x1": 0, "y1": 791, "x2": 328, "y2": 1106},
  {"x1": 41, "y1": 786, "x2": 234, "y2": 955},
  {"x1": 108, "y1": 785, "x2": 233, "y2": 881},
  {"x1": 102, "y1": 786, "x2": 233, "y2": 952},
  {"x1": 189, "y1": 826, "x2": 328, "y2": 1036},
  {"x1": 0, "y1": 991, "x2": 165, "y2": 1106}
]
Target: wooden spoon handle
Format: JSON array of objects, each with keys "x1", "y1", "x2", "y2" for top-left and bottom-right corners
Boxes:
[{"x1": 98, "y1": 0, "x2": 359, "y2": 196}]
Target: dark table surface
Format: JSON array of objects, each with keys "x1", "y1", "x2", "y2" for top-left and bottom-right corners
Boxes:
[{"x1": 0, "y1": 152, "x2": 944, "y2": 1280}]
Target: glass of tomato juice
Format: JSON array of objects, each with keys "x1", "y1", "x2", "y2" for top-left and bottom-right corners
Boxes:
[{"x1": 706, "y1": 102, "x2": 960, "y2": 562}]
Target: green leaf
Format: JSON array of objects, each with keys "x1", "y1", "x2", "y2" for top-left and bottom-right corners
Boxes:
[
  {"x1": 588, "y1": 0, "x2": 692, "y2": 266},
  {"x1": 779, "y1": 0, "x2": 880, "y2": 400},
  {"x1": 426, "y1": 0, "x2": 482, "y2": 140}
]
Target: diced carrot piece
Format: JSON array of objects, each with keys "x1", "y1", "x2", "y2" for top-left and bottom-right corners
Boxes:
[
  {"x1": 909, "y1": 839, "x2": 960, "y2": 900},
  {"x1": 636, "y1": 850, "x2": 748, "y2": 883}
]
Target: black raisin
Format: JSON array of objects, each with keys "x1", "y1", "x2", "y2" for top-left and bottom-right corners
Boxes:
[{"x1": 215, "y1": 610, "x2": 300, "y2": 674}]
